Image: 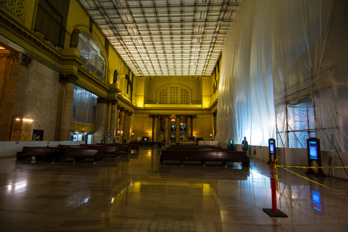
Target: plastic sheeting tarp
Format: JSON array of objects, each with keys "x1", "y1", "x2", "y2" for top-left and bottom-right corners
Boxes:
[
  {"x1": 216, "y1": 0, "x2": 348, "y2": 152},
  {"x1": 73, "y1": 86, "x2": 97, "y2": 127}
]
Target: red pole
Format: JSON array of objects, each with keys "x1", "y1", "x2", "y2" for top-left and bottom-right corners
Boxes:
[{"x1": 270, "y1": 161, "x2": 277, "y2": 213}]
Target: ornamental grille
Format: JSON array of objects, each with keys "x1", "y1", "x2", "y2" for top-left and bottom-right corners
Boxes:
[
  {"x1": 170, "y1": 87, "x2": 178, "y2": 104},
  {"x1": 180, "y1": 88, "x2": 189, "y2": 104},
  {"x1": 159, "y1": 88, "x2": 168, "y2": 104},
  {"x1": 1, "y1": 0, "x2": 25, "y2": 18}
]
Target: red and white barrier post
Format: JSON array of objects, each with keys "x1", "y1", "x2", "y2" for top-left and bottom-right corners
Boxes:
[
  {"x1": 270, "y1": 161, "x2": 277, "y2": 213},
  {"x1": 263, "y1": 161, "x2": 288, "y2": 217}
]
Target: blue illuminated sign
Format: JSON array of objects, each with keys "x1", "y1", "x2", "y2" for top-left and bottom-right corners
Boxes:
[
  {"x1": 309, "y1": 141, "x2": 318, "y2": 160},
  {"x1": 312, "y1": 190, "x2": 321, "y2": 211},
  {"x1": 269, "y1": 140, "x2": 274, "y2": 154}
]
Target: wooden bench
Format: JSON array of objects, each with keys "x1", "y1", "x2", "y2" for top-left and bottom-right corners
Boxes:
[
  {"x1": 129, "y1": 142, "x2": 140, "y2": 151},
  {"x1": 97, "y1": 143, "x2": 132, "y2": 153},
  {"x1": 80, "y1": 144, "x2": 121, "y2": 156},
  {"x1": 166, "y1": 145, "x2": 223, "y2": 150},
  {"x1": 160, "y1": 149, "x2": 250, "y2": 167},
  {"x1": 62, "y1": 147, "x2": 103, "y2": 163},
  {"x1": 130, "y1": 141, "x2": 156, "y2": 147},
  {"x1": 16, "y1": 146, "x2": 61, "y2": 162}
]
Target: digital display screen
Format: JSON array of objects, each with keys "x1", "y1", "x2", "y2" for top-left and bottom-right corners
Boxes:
[
  {"x1": 269, "y1": 140, "x2": 274, "y2": 154},
  {"x1": 312, "y1": 190, "x2": 321, "y2": 211},
  {"x1": 229, "y1": 139, "x2": 233, "y2": 144},
  {"x1": 309, "y1": 141, "x2": 318, "y2": 160}
]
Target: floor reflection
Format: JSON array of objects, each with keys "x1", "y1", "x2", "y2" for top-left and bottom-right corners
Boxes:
[{"x1": 0, "y1": 148, "x2": 347, "y2": 231}]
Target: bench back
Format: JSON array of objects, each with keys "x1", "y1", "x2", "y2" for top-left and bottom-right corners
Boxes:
[
  {"x1": 63, "y1": 148, "x2": 101, "y2": 156},
  {"x1": 161, "y1": 149, "x2": 249, "y2": 162},
  {"x1": 166, "y1": 145, "x2": 222, "y2": 150},
  {"x1": 22, "y1": 146, "x2": 59, "y2": 155}
]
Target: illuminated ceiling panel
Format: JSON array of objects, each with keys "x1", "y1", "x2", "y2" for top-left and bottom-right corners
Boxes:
[{"x1": 78, "y1": 0, "x2": 239, "y2": 77}]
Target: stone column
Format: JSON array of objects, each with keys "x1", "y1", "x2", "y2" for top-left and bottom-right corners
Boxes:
[
  {"x1": 0, "y1": 51, "x2": 20, "y2": 141},
  {"x1": 191, "y1": 116, "x2": 195, "y2": 137},
  {"x1": 187, "y1": 116, "x2": 192, "y2": 137},
  {"x1": 165, "y1": 116, "x2": 169, "y2": 145},
  {"x1": 154, "y1": 116, "x2": 159, "y2": 142},
  {"x1": 176, "y1": 116, "x2": 180, "y2": 144},
  {"x1": 124, "y1": 111, "x2": 131, "y2": 143},
  {"x1": 60, "y1": 74, "x2": 78, "y2": 141},
  {"x1": 109, "y1": 100, "x2": 118, "y2": 142},
  {"x1": 212, "y1": 112, "x2": 217, "y2": 139},
  {"x1": 94, "y1": 97, "x2": 108, "y2": 143},
  {"x1": 119, "y1": 109, "x2": 125, "y2": 143}
]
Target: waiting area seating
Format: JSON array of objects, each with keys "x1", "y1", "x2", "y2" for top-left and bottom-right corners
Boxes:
[
  {"x1": 16, "y1": 146, "x2": 60, "y2": 162},
  {"x1": 16, "y1": 143, "x2": 134, "y2": 164},
  {"x1": 161, "y1": 145, "x2": 250, "y2": 167}
]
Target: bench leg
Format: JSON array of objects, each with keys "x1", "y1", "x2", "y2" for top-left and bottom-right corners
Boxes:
[
  {"x1": 222, "y1": 161, "x2": 227, "y2": 168},
  {"x1": 242, "y1": 161, "x2": 250, "y2": 167},
  {"x1": 201, "y1": 161, "x2": 206, "y2": 167},
  {"x1": 161, "y1": 160, "x2": 166, "y2": 167},
  {"x1": 180, "y1": 160, "x2": 184, "y2": 167}
]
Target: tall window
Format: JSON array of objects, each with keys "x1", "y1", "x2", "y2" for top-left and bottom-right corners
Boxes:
[
  {"x1": 78, "y1": 31, "x2": 106, "y2": 80},
  {"x1": 34, "y1": 0, "x2": 69, "y2": 48},
  {"x1": 73, "y1": 86, "x2": 97, "y2": 126}
]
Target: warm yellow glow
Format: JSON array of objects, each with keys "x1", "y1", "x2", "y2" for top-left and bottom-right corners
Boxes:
[
  {"x1": 23, "y1": 118, "x2": 33, "y2": 122},
  {"x1": 15, "y1": 118, "x2": 20, "y2": 121},
  {"x1": 132, "y1": 182, "x2": 141, "y2": 192},
  {"x1": 203, "y1": 183, "x2": 211, "y2": 196},
  {"x1": 111, "y1": 198, "x2": 114, "y2": 203},
  {"x1": 0, "y1": 46, "x2": 5, "y2": 50}
]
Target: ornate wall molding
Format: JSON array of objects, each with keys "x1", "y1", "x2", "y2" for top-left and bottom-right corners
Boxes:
[
  {"x1": 70, "y1": 29, "x2": 80, "y2": 48},
  {"x1": 110, "y1": 99, "x2": 117, "y2": 105},
  {"x1": 0, "y1": 9, "x2": 64, "y2": 65},
  {"x1": 97, "y1": 97, "x2": 108, "y2": 105},
  {"x1": 59, "y1": 73, "x2": 79, "y2": 85},
  {"x1": 19, "y1": 53, "x2": 32, "y2": 67}
]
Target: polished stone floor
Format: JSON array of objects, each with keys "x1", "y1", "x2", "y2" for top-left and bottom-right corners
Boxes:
[{"x1": 0, "y1": 147, "x2": 348, "y2": 232}]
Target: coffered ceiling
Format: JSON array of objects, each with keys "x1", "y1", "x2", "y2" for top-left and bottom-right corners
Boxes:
[{"x1": 78, "y1": 0, "x2": 239, "y2": 77}]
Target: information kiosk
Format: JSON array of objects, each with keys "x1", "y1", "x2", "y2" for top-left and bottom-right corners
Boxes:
[
  {"x1": 305, "y1": 138, "x2": 325, "y2": 176},
  {"x1": 241, "y1": 137, "x2": 248, "y2": 152},
  {"x1": 267, "y1": 138, "x2": 276, "y2": 164},
  {"x1": 227, "y1": 139, "x2": 234, "y2": 150}
]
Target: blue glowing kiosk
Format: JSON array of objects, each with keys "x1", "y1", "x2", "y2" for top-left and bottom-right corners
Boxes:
[
  {"x1": 305, "y1": 138, "x2": 325, "y2": 176},
  {"x1": 227, "y1": 139, "x2": 234, "y2": 150},
  {"x1": 267, "y1": 138, "x2": 276, "y2": 164}
]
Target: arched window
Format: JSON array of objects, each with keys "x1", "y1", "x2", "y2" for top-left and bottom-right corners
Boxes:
[{"x1": 78, "y1": 31, "x2": 106, "y2": 80}]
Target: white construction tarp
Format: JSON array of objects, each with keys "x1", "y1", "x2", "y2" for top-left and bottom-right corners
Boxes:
[{"x1": 216, "y1": 0, "x2": 348, "y2": 152}]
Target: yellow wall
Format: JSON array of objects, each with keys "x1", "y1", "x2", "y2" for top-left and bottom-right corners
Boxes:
[
  {"x1": 193, "y1": 114, "x2": 213, "y2": 141},
  {"x1": 135, "y1": 76, "x2": 145, "y2": 107},
  {"x1": 143, "y1": 76, "x2": 202, "y2": 104},
  {"x1": 202, "y1": 76, "x2": 212, "y2": 108},
  {"x1": 131, "y1": 113, "x2": 153, "y2": 141}
]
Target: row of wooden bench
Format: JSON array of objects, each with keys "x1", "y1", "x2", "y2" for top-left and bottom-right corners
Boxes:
[
  {"x1": 161, "y1": 145, "x2": 250, "y2": 167},
  {"x1": 16, "y1": 143, "x2": 139, "y2": 164}
]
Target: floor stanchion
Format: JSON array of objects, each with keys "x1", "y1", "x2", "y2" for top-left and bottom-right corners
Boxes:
[{"x1": 263, "y1": 161, "x2": 288, "y2": 217}]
